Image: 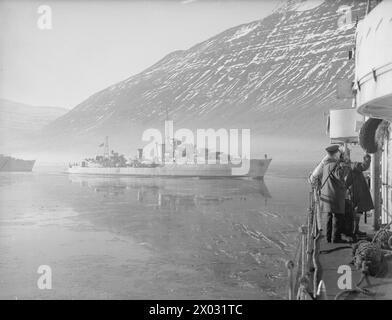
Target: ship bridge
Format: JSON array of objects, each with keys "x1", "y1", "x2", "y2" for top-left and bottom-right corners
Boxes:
[{"x1": 354, "y1": 0, "x2": 392, "y2": 228}]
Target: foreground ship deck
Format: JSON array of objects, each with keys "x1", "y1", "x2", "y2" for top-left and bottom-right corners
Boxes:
[
  {"x1": 320, "y1": 224, "x2": 392, "y2": 300},
  {"x1": 68, "y1": 159, "x2": 271, "y2": 178}
]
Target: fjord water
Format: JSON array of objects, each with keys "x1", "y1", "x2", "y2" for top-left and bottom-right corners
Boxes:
[{"x1": 0, "y1": 161, "x2": 312, "y2": 299}]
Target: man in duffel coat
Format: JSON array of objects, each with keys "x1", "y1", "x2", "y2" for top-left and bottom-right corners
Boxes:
[{"x1": 310, "y1": 145, "x2": 352, "y2": 243}]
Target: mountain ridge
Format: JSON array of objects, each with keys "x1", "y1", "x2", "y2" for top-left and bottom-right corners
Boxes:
[
  {"x1": 40, "y1": 0, "x2": 367, "y2": 160},
  {"x1": 0, "y1": 98, "x2": 68, "y2": 155}
]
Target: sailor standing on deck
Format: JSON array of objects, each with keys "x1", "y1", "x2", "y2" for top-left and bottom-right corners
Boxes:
[
  {"x1": 309, "y1": 145, "x2": 351, "y2": 243},
  {"x1": 347, "y1": 153, "x2": 374, "y2": 237}
]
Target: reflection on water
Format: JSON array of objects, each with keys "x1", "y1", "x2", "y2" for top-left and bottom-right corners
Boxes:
[
  {"x1": 69, "y1": 175, "x2": 272, "y2": 209},
  {"x1": 0, "y1": 171, "x2": 308, "y2": 299}
]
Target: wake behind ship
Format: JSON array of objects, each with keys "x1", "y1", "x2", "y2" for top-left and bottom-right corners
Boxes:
[{"x1": 0, "y1": 154, "x2": 35, "y2": 172}]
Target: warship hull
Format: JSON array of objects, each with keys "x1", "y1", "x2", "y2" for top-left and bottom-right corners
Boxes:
[
  {"x1": 68, "y1": 159, "x2": 271, "y2": 178},
  {"x1": 0, "y1": 156, "x2": 35, "y2": 172}
]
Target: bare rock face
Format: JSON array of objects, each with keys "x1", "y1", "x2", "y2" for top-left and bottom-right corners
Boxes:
[{"x1": 43, "y1": 0, "x2": 367, "y2": 154}]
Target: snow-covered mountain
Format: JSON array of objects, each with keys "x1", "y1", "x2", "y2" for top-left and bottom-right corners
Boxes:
[
  {"x1": 42, "y1": 0, "x2": 367, "y2": 160},
  {"x1": 0, "y1": 99, "x2": 67, "y2": 132}
]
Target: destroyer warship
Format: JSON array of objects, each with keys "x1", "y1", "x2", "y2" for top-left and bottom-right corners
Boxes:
[
  {"x1": 68, "y1": 136, "x2": 271, "y2": 179},
  {"x1": 0, "y1": 154, "x2": 35, "y2": 172}
]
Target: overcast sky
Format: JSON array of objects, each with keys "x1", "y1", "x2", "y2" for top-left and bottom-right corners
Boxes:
[{"x1": 0, "y1": 0, "x2": 282, "y2": 109}]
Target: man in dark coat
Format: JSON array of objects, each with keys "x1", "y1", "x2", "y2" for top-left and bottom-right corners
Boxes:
[
  {"x1": 348, "y1": 154, "x2": 374, "y2": 236},
  {"x1": 310, "y1": 145, "x2": 351, "y2": 243}
]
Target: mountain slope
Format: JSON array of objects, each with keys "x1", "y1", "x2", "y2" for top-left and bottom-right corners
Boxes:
[
  {"x1": 0, "y1": 99, "x2": 67, "y2": 153},
  {"x1": 0, "y1": 99, "x2": 67, "y2": 132},
  {"x1": 42, "y1": 0, "x2": 367, "y2": 159}
]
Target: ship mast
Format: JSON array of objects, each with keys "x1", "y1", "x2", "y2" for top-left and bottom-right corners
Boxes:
[{"x1": 163, "y1": 105, "x2": 174, "y2": 163}]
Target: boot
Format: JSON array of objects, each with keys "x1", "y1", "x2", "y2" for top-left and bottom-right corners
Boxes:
[
  {"x1": 354, "y1": 214, "x2": 366, "y2": 237},
  {"x1": 341, "y1": 234, "x2": 353, "y2": 243}
]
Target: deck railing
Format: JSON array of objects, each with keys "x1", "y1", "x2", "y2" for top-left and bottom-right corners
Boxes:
[{"x1": 286, "y1": 186, "x2": 325, "y2": 300}]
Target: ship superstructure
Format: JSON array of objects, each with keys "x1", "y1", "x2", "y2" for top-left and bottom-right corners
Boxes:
[{"x1": 68, "y1": 123, "x2": 271, "y2": 179}]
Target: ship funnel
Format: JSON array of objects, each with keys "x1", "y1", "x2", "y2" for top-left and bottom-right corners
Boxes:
[
  {"x1": 161, "y1": 144, "x2": 165, "y2": 163},
  {"x1": 137, "y1": 148, "x2": 143, "y2": 160}
]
